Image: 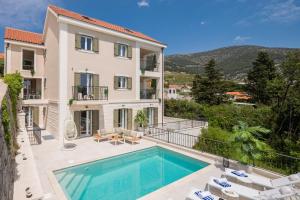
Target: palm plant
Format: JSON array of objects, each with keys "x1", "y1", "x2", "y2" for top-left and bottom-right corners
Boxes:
[{"x1": 230, "y1": 121, "x2": 270, "y2": 165}]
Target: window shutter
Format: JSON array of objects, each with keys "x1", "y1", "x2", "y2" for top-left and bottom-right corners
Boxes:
[
  {"x1": 92, "y1": 38, "x2": 99, "y2": 53},
  {"x1": 93, "y1": 74, "x2": 99, "y2": 99},
  {"x1": 92, "y1": 110, "x2": 99, "y2": 135},
  {"x1": 114, "y1": 43, "x2": 119, "y2": 56},
  {"x1": 75, "y1": 34, "x2": 81, "y2": 49},
  {"x1": 74, "y1": 73, "x2": 81, "y2": 86},
  {"x1": 127, "y1": 46, "x2": 132, "y2": 59},
  {"x1": 127, "y1": 77, "x2": 132, "y2": 89},
  {"x1": 113, "y1": 109, "x2": 119, "y2": 128},
  {"x1": 127, "y1": 109, "x2": 132, "y2": 130},
  {"x1": 74, "y1": 111, "x2": 80, "y2": 137},
  {"x1": 114, "y1": 76, "x2": 118, "y2": 89}
]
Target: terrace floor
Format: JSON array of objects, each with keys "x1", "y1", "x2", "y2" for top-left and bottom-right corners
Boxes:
[{"x1": 15, "y1": 129, "x2": 226, "y2": 200}]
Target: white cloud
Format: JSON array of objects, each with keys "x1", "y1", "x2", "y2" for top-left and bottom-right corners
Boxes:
[
  {"x1": 200, "y1": 21, "x2": 206, "y2": 25},
  {"x1": 137, "y1": 0, "x2": 150, "y2": 8},
  {"x1": 234, "y1": 35, "x2": 251, "y2": 43},
  {"x1": 261, "y1": 0, "x2": 300, "y2": 23},
  {"x1": 0, "y1": 0, "x2": 62, "y2": 29}
]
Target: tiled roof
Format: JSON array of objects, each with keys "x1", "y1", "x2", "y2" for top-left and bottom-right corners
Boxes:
[
  {"x1": 0, "y1": 53, "x2": 4, "y2": 60},
  {"x1": 49, "y1": 5, "x2": 163, "y2": 45},
  {"x1": 4, "y1": 28, "x2": 43, "y2": 45}
]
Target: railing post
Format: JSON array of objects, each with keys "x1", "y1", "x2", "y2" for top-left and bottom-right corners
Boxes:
[{"x1": 167, "y1": 130, "x2": 170, "y2": 143}]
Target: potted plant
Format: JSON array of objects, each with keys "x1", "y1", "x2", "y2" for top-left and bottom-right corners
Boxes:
[
  {"x1": 30, "y1": 68, "x2": 35, "y2": 76},
  {"x1": 134, "y1": 110, "x2": 148, "y2": 132}
]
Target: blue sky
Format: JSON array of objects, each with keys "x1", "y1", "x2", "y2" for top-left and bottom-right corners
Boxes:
[{"x1": 0, "y1": 0, "x2": 300, "y2": 54}]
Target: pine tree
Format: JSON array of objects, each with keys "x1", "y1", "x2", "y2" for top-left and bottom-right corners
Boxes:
[
  {"x1": 192, "y1": 59, "x2": 225, "y2": 105},
  {"x1": 247, "y1": 52, "x2": 276, "y2": 104}
]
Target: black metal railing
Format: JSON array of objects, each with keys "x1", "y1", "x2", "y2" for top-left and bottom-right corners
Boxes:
[
  {"x1": 72, "y1": 86, "x2": 108, "y2": 101},
  {"x1": 23, "y1": 92, "x2": 41, "y2": 100},
  {"x1": 146, "y1": 127, "x2": 300, "y2": 174},
  {"x1": 140, "y1": 89, "x2": 159, "y2": 99},
  {"x1": 149, "y1": 119, "x2": 207, "y2": 130},
  {"x1": 140, "y1": 58, "x2": 159, "y2": 72},
  {"x1": 27, "y1": 123, "x2": 42, "y2": 145}
]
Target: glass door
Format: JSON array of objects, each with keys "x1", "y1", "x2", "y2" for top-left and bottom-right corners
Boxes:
[
  {"x1": 147, "y1": 108, "x2": 155, "y2": 126},
  {"x1": 80, "y1": 73, "x2": 93, "y2": 99},
  {"x1": 24, "y1": 107, "x2": 33, "y2": 127},
  {"x1": 118, "y1": 109, "x2": 128, "y2": 129},
  {"x1": 80, "y1": 110, "x2": 92, "y2": 137}
]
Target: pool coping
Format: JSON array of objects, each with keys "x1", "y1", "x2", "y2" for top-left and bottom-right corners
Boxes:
[{"x1": 47, "y1": 142, "x2": 215, "y2": 200}]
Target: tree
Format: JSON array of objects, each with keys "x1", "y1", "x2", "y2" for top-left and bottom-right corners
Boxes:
[
  {"x1": 268, "y1": 52, "x2": 300, "y2": 153},
  {"x1": 247, "y1": 52, "x2": 276, "y2": 104},
  {"x1": 230, "y1": 121, "x2": 270, "y2": 165},
  {"x1": 192, "y1": 59, "x2": 225, "y2": 105}
]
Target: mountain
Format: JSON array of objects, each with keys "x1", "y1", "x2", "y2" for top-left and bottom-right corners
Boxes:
[{"x1": 165, "y1": 45, "x2": 300, "y2": 80}]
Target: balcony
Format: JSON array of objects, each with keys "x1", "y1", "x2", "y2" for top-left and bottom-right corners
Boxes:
[
  {"x1": 140, "y1": 89, "x2": 159, "y2": 100},
  {"x1": 140, "y1": 58, "x2": 159, "y2": 73},
  {"x1": 72, "y1": 86, "x2": 108, "y2": 101},
  {"x1": 23, "y1": 79, "x2": 42, "y2": 100}
]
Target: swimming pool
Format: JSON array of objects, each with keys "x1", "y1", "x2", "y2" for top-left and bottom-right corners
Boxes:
[{"x1": 54, "y1": 146, "x2": 209, "y2": 200}]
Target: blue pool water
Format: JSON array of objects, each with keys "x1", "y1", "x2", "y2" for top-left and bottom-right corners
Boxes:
[{"x1": 54, "y1": 146, "x2": 209, "y2": 200}]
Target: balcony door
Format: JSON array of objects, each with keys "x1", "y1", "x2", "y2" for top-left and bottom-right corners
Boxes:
[
  {"x1": 74, "y1": 72, "x2": 99, "y2": 100},
  {"x1": 113, "y1": 109, "x2": 132, "y2": 130},
  {"x1": 80, "y1": 73, "x2": 93, "y2": 98}
]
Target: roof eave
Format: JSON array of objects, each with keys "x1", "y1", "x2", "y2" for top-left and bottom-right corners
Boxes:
[{"x1": 57, "y1": 14, "x2": 167, "y2": 48}]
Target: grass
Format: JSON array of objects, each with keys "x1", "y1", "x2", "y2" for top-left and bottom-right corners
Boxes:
[{"x1": 164, "y1": 71, "x2": 194, "y2": 86}]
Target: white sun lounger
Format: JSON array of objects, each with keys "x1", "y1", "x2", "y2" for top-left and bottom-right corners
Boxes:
[
  {"x1": 186, "y1": 187, "x2": 221, "y2": 200},
  {"x1": 208, "y1": 177, "x2": 259, "y2": 199},
  {"x1": 208, "y1": 177, "x2": 300, "y2": 200},
  {"x1": 224, "y1": 168, "x2": 300, "y2": 189}
]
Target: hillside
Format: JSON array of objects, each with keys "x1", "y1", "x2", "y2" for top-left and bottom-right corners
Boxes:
[{"x1": 165, "y1": 45, "x2": 300, "y2": 80}]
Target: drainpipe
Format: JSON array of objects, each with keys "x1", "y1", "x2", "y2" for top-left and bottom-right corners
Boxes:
[{"x1": 161, "y1": 47, "x2": 164, "y2": 124}]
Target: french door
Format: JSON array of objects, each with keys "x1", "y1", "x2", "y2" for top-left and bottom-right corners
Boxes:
[
  {"x1": 80, "y1": 73, "x2": 93, "y2": 98},
  {"x1": 147, "y1": 108, "x2": 155, "y2": 126},
  {"x1": 118, "y1": 109, "x2": 128, "y2": 129},
  {"x1": 80, "y1": 110, "x2": 92, "y2": 136},
  {"x1": 24, "y1": 107, "x2": 33, "y2": 127}
]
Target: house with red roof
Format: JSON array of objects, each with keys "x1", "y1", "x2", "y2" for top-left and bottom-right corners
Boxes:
[
  {"x1": 225, "y1": 91, "x2": 251, "y2": 101},
  {"x1": 4, "y1": 5, "x2": 166, "y2": 142}
]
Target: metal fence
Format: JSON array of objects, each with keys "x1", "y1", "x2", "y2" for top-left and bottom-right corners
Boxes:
[
  {"x1": 145, "y1": 127, "x2": 300, "y2": 174},
  {"x1": 149, "y1": 119, "x2": 207, "y2": 131},
  {"x1": 26, "y1": 123, "x2": 42, "y2": 145}
]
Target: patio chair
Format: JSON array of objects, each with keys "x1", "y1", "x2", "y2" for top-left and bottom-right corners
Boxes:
[
  {"x1": 224, "y1": 168, "x2": 300, "y2": 190},
  {"x1": 186, "y1": 187, "x2": 221, "y2": 200},
  {"x1": 208, "y1": 177, "x2": 300, "y2": 200},
  {"x1": 93, "y1": 129, "x2": 112, "y2": 142},
  {"x1": 124, "y1": 131, "x2": 141, "y2": 144}
]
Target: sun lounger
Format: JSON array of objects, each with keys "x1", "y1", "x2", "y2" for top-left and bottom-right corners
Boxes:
[
  {"x1": 186, "y1": 187, "x2": 221, "y2": 200},
  {"x1": 208, "y1": 177, "x2": 300, "y2": 200},
  {"x1": 208, "y1": 177, "x2": 258, "y2": 199},
  {"x1": 224, "y1": 168, "x2": 300, "y2": 189}
]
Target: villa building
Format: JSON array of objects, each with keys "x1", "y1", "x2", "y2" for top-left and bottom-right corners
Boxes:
[{"x1": 4, "y1": 5, "x2": 166, "y2": 144}]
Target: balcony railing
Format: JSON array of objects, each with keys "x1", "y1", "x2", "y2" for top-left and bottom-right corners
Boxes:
[
  {"x1": 72, "y1": 86, "x2": 108, "y2": 101},
  {"x1": 23, "y1": 92, "x2": 41, "y2": 100},
  {"x1": 140, "y1": 89, "x2": 159, "y2": 99},
  {"x1": 140, "y1": 58, "x2": 159, "y2": 72}
]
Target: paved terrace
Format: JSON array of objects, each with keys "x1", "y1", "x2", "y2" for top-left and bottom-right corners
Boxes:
[{"x1": 15, "y1": 129, "x2": 282, "y2": 200}]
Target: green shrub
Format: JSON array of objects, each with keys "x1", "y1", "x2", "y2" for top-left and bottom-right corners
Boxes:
[
  {"x1": 164, "y1": 99, "x2": 205, "y2": 119},
  {"x1": 3, "y1": 72, "x2": 23, "y2": 120},
  {"x1": 1, "y1": 98, "x2": 11, "y2": 148}
]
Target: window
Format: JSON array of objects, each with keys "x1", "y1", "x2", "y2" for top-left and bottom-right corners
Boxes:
[
  {"x1": 118, "y1": 76, "x2": 127, "y2": 89},
  {"x1": 22, "y1": 49, "x2": 34, "y2": 70},
  {"x1": 119, "y1": 44, "x2": 128, "y2": 57},
  {"x1": 80, "y1": 35, "x2": 93, "y2": 51}
]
